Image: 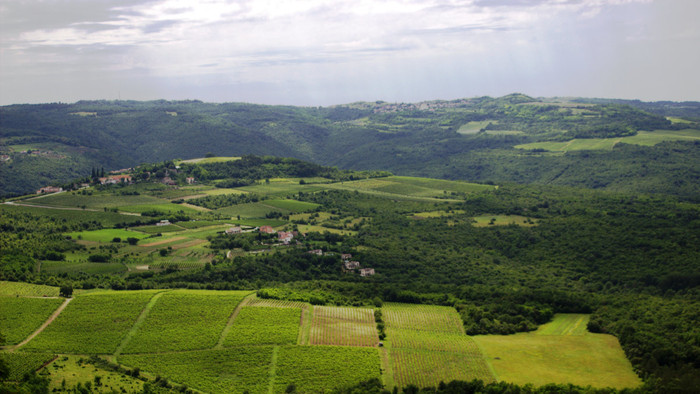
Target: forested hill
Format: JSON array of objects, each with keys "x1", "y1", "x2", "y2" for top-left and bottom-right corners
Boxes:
[{"x1": 2, "y1": 94, "x2": 700, "y2": 198}]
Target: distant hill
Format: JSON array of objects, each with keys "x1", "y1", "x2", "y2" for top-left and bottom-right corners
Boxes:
[{"x1": 2, "y1": 95, "x2": 700, "y2": 199}]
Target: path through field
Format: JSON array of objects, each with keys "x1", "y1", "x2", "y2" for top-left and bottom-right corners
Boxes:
[
  {"x1": 215, "y1": 293, "x2": 254, "y2": 349},
  {"x1": 114, "y1": 291, "x2": 167, "y2": 357},
  {"x1": 11, "y1": 297, "x2": 72, "y2": 352}
]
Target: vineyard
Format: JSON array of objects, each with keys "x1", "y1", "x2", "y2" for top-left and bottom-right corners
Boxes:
[
  {"x1": 119, "y1": 348, "x2": 273, "y2": 394},
  {"x1": 309, "y1": 306, "x2": 378, "y2": 347},
  {"x1": 246, "y1": 298, "x2": 306, "y2": 308},
  {"x1": 273, "y1": 346, "x2": 381, "y2": 393},
  {"x1": 0, "y1": 281, "x2": 59, "y2": 297},
  {"x1": 223, "y1": 306, "x2": 301, "y2": 346},
  {"x1": 0, "y1": 352, "x2": 56, "y2": 381},
  {"x1": 22, "y1": 291, "x2": 156, "y2": 354},
  {"x1": 0, "y1": 297, "x2": 63, "y2": 345},
  {"x1": 122, "y1": 290, "x2": 249, "y2": 353},
  {"x1": 383, "y1": 302, "x2": 497, "y2": 388}
]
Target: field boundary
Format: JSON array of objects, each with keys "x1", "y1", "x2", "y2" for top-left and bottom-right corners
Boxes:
[
  {"x1": 267, "y1": 345, "x2": 280, "y2": 394},
  {"x1": 215, "y1": 293, "x2": 255, "y2": 349},
  {"x1": 10, "y1": 297, "x2": 72, "y2": 352},
  {"x1": 298, "y1": 305, "x2": 313, "y2": 345},
  {"x1": 114, "y1": 291, "x2": 167, "y2": 357}
]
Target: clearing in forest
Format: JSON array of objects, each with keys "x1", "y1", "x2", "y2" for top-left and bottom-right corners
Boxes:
[
  {"x1": 474, "y1": 314, "x2": 642, "y2": 389},
  {"x1": 309, "y1": 306, "x2": 378, "y2": 347}
]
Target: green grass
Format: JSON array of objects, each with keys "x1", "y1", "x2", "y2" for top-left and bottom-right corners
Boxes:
[
  {"x1": 0, "y1": 352, "x2": 56, "y2": 381},
  {"x1": 0, "y1": 205, "x2": 144, "y2": 227},
  {"x1": 119, "y1": 347, "x2": 273, "y2": 394},
  {"x1": 297, "y1": 224, "x2": 357, "y2": 236},
  {"x1": 66, "y1": 229, "x2": 150, "y2": 242},
  {"x1": 176, "y1": 220, "x2": 227, "y2": 229},
  {"x1": 474, "y1": 314, "x2": 642, "y2": 389},
  {"x1": 231, "y1": 218, "x2": 287, "y2": 227},
  {"x1": 0, "y1": 297, "x2": 64, "y2": 345},
  {"x1": 214, "y1": 202, "x2": 283, "y2": 218},
  {"x1": 22, "y1": 193, "x2": 163, "y2": 209},
  {"x1": 411, "y1": 210, "x2": 465, "y2": 218},
  {"x1": 274, "y1": 346, "x2": 381, "y2": 393},
  {"x1": 0, "y1": 281, "x2": 59, "y2": 297},
  {"x1": 45, "y1": 355, "x2": 145, "y2": 392},
  {"x1": 515, "y1": 129, "x2": 700, "y2": 152},
  {"x1": 23, "y1": 291, "x2": 157, "y2": 354},
  {"x1": 131, "y1": 224, "x2": 183, "y2": 234},
  {"x1": 535, "y1": 314, "x2": 589, "y2": 335},
  {"x1": 457, "y1": 120, "x2": 492, "y2": 134},
  {"x1": 40, "y1": 261, "x2": 127, "y2": 275},
  {"x1": 263, "y1": 199, "x2": 320, "y2": 212},
  {"x1": 472, "y1": 215, "x2": 538, "y2": 227},
  {"x1": 118, "y1": 203, "x2": 199, "y2": 214},
  {"x1": 223, "y1": 306, "x2": 301, "y2": 346},
  {"x1": 178, "y1": 156, "x2": 242, "y2": 164},
  {"x1": 122, "y1": 290, "x2": 249, "y2": 353}
]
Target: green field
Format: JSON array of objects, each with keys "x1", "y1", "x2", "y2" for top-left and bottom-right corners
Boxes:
[
  {"x1": 215, "y1": 202, "x2": 284, "y2": 218},
  {"x1": 45, "y1": 355, "x2": 145, "y2": 392},
  {"x1": 66, "y1": 228, "x2": 150, "y2": 242},
  {"x1": 383, "y1": 303, "x2": 465, "y2": 334},
  {"x1": 474, "y1": 314, "x2": 642, "y2": 389},
  {"x1": 263, "y1": 199, "x2": 321, "y2": 212},
  {"x1": 472, "y1": 215, "x2": 538, "y2": 227},
  {"x1": 310, "y1": 306, "x2": 378, "y2": 347},
  {"x1": 224, "y1": 306, "x2": 301, "y2": 346},
  {"x1": 0, "y1": 352, "x2": 56, "y2": 381},
  {"x1": 0, "y1": 297, "x2": 64, "y2": 345},
  {"x1": 40, "y1": 261, "x2": 127, "y2": 275},
  {"x1": 23, "y1": 291, "x2": 156, "y2": 354},
  {"x1": 120, "y1": 347, "x2": 272, "y2": 394},
  {"x1": 118, "y1": 203, "x2": 200, "y2": 214},
  {"x1": 22, "y1": 193, "x2": 164, "y2": 209},
  {"x1": 274, "y1": 346, "x2": 381, "y2": 393},
  {"x1": 0, "y1": 281, "x2": 59, "y2": 297},
  {"x1": 122, "y1": 290, "x2": 249, "y2": 353},
  {"x1": 131, "y1": 224, "x2": 183, "y2": 234},
  {"x1": 178, "y1": 156, "x2": 242, "y2": 164},
  {"x1": 515, "y1": 129, "x2": 700, "y2": 152},
  {"x1": 457, "y1": 120, "x2": 492, "y2": 134},
  {"x1": 0, "y1": 204, "x2": 144, "y2": 227}
]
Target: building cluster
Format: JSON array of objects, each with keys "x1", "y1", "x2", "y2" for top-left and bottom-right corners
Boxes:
[
  {"x1": 98, "y1": 175, "x2": 133, "y2": 185},
  {"x1": 36, "y1": 186, "x2": 63, "y2": 194},
  {"x1": 305, "y1": 251, "x2": 376, "y2": 277}
]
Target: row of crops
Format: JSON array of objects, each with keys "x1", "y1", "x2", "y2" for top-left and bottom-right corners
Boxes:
[{"x1": 2, "y1": 286, "x2": 496, "y2": 392}]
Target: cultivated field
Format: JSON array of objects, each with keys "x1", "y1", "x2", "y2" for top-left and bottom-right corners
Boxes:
[
  {"x1": 122, "y1": 290, "x2": 249, "y2": 353},
  {"x1": 0, "y1": 352, "x2": 56, "y2": 381},
  {"x1": 474, "y1": 314, "x2": 642, "y2": 389},
  {"x1": 383, "y1": 303, "x2": 465, "y2": 334},
  {"x1": 0, "y1": 281, "x2": 59, "y2": 297},
  {"x1": 223, "y1": 306, "x2": 301, "y2": 346},
  {"x1": 515, "y1": 129, "x2": 700, "y2": 152},
  {"x1": 471, "y1": 215, "x2": 538, "y2": 227},
  {"x1": 309, "y1": 306, "x2": 378, "y2": 347},
  {"x1": 23, "y1": 291, "x2": 157, "y2": 354},
  {"x1": 0, "y1": 297, "x2": 64, "y2": 345},
  {"x1": 66, "y1": 228, "x2": 150, "y2": 242}
]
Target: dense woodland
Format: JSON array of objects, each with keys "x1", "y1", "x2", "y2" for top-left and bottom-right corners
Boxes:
[{"x1": 2, "y1": 94, "x2": 699, "y2": 198}]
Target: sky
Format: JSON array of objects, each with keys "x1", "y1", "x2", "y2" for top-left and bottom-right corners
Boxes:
[{"x1": 1, "y1": 0, "x2": 699, "y2": 106}]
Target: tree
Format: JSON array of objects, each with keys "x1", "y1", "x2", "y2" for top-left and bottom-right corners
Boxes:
[{"x1": 59, "y1": 285, "x2": 73, "y2": 298}]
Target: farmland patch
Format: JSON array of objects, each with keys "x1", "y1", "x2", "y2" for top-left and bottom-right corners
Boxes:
[
  {"x1": 0, "y1": 297, "x2": 64, "y2": 345},
  {"x1": 224, "y1": 306, "x2": 301, "y2": 346},
  {"x1": 309, "y1": 306, "x2": 378, "y2": 347}
]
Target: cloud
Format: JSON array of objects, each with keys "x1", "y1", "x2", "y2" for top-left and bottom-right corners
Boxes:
[{"x1": 1, "y1": 0, "x2": 698, "y2": 105}]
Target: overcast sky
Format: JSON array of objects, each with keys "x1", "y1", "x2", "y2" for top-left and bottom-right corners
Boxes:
[{"x1": 1, "y1": 0, "x2": 698, "y2": 105}]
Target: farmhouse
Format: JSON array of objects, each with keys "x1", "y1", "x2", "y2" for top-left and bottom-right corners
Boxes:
[
  {"x1": 225, "y1": 226, "x2": 242, "y2": 234},
  {"x1": 359, "y1": 268, "x2": 375, "y2": 277},
  {"x1": 186, "y1": 177, "x2": 196, "y2": 184},
  {"x1": 307, "y1": 249, "x2": 323, "y2": 255},
  {"x1": 344, "y1": 261, "x2": 361, "y2": 270},
  {"x1": 98, "y1": 175, "x2": 132, "y2": 185},
  {"x1": 278, "y1": 231, "x2": 294, "y2": 244},
  {"x1": 161, "y1": 176, "x2": 177, "y2": 186},
  {"x1": 36, "y1": 186, "x2": 63, "y2": 194},
  {"x1": 341, "y1": 253, "x2": 352, "y2": 261},
  {"x1": 259, "y1": 225, "x2": 275, "y2": 234},
  {"x1": 156, "y1": 220, "x2": 171, "y2": 226}
]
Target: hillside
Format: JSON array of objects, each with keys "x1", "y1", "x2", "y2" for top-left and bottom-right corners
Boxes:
[
  {"x1": 1, "y1": 158, "x2": 698, "y2": 392},
  {"x1": 2, "y1": 95, "x2": 700, "y2": 199}
]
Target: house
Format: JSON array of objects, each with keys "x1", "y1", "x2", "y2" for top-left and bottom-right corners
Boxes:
[
  {"x1": 162, "y1": 177, "x2": 176, "y2": 186},
  {"x1": 341, "y1": 254, "x2": 352, "y2": 262},
  {"x1": 344, "y1": 261, "x2": 361, "y2": 270},
  {"x1": 278, "y1": 231, "x2": 294, "y2": 244},
  {"x1": 359, "y1": 268, "x2": 375, "y2": 277},
  {"x1": 36, "y1": 186, "x2": 63, "y2": 194},
  {"x1": 225, "y1": 226, "x2": 242, "y2": 235},
  {"x1": 156, "y1": 220, "x2": 171, "y2": 226},
  {"x1": 259, "y1": 225, "x2": 275, "y2": 234},
  {"x1": 98, "y1": 175, "x2": 132, "y2": 185},
  {"x1": 186, "y1": 177, "x2": 196, "y2": 184},
  {"x1": 307, "y1": 249, "x2": 323, "y2": 256}
]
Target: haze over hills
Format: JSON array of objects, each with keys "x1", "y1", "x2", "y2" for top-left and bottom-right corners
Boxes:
[{"x1": 2, "y1": 94, "x2": 700, "y2": 199}]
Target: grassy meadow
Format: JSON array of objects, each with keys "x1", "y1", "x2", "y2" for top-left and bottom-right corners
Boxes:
[{"x1": 515, "y1": 129, "x2": 700, "y2": 152}]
